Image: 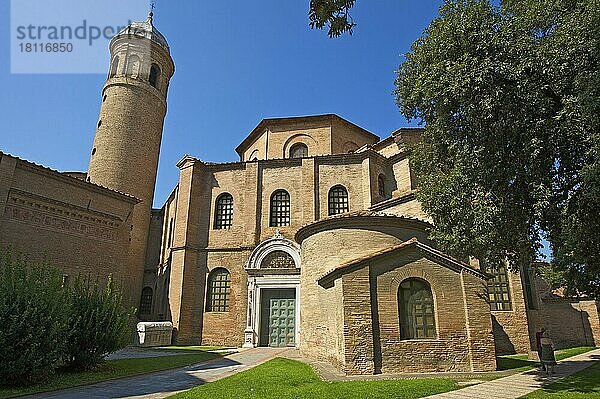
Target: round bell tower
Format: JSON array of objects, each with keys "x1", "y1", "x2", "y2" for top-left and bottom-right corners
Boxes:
[{"x1": 87, "y1": 10, "x2": 174, "y2": 303}]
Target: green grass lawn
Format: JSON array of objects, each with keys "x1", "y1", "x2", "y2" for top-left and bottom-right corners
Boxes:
[
  {"x1": 170, "y1": 357, "x2": 459, "y2": 399},
  {"x1": 0, "y1": 349, "x2": 219, "y2": 399},
  {"x1": 497, "y1": 346, "x2": 597, "y2": 371},
  {"x1": 520, "y1": 361, "x2": 600, "y2": 398}
]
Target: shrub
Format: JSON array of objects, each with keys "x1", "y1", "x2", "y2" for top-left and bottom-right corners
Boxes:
[
  {"x1": 63, "y1": 275, "x2": 133, "y2": 370},
  {"x1": 0, "y1": 249, "x2": 69, "y2": 386}
]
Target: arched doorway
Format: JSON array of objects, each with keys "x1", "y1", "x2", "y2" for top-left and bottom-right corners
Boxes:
[{"x1": 243, "y1": 231, "x2": 300, "y2": 348}]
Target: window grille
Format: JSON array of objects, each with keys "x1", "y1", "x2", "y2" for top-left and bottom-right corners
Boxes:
[
  {"x1": 270, "y1": 190, "x2": 291, "y2": 227},
  {"x1": 328, "y1": 185, "x2": 349, "y2": 215},
  {"x1": 206, "y1": 268, "x2": 231, "y2": 312},
  {"x1": 289, "y1": 143, "x2": 308, "y2": 158},
  {"x1": 214, "y1": 193, "x2": 234, "y2": 229},
  {"x1": 139, "y1": 287, "x2": 153, "y2": 315},
  {"x1": 487, "y1": 264, "x2": 512, "y2": 311}
]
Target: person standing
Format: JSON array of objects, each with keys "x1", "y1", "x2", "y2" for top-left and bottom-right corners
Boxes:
[
  {"x1": 536, "y1": 328, "x2": 547, "y2": 371},
  {"x1": 540, "y1": 330, "x2": 557, "y2": 374}
]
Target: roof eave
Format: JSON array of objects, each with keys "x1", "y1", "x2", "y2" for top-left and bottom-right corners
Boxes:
[{"x1": 317, "y1": 238, "x2": 487, "y2": 288}]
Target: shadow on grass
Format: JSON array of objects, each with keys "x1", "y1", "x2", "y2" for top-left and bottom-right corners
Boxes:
[
  {"x1": 497, "y1": 346, "x2": 597, "y2": 372},
  {"x1": 543, "y1": 370, "x2": 600, "y2": 394},
  {"x1": 0, "y1": 351, "x2": 222, "y2": 399},
  {"x1": 523, "y1": 362, "x2": 600, "y2": 398},
  {"x1": 496, "y1": 356, "x2": 535, "y2": 371}
]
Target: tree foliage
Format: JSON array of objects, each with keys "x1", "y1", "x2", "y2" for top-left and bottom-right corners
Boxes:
[
  {"x1": 63, "y1": 275, "x2": 132, "y2": 371},
  {"x1": 0, "y1": 248, "x2": 133, "y2": 386},
  {"x1": 0, "y1": 249, "x2": 69, "y2": 385},
  {"x1": 395, "y1": 0, "x2": 599, "y2": 298},
  {"x1": 308, "y1": 0, "x2": 356, "y2": 37}
]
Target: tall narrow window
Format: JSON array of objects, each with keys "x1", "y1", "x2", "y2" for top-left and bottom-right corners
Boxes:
[
  {"x1": 109, "y1": 55, "x2": 119, "y2": 77},
  {"x1": 378, "y1": 174, "x2": 386, "y2": 197},
  {"x1": 167, "y1": 218, "x2": 174, "y2": 247},
  {"x1": 206, "y1": 268, "x2": 231, "y2": 312},
  {"x1": 139, "y1": 287, "x2": 153, "y2": 315},
  {"x1": 149, "y1": 63, "x2": 161, "y2": 88},
  {"x1": 522, "y1": 264, "x2": 536, "y2": 310},
  {"x1": 214, "y1": 193, "x2": 234, "y2": 229},
  {"x1": 487, "y1": 263, "x2": 512, "y2": 311},
  {"x1": 270, "y1": 190, "x2": 291, "y2": 227},
  {"x1": 398, "y1": 278, "x2": 436, "y2": 339},
  {"x1": 289, "y1": 143, "x2": 308, "y2": 158},
  {"x1": 328, "y1": 185, "x2": 349, "y2": 215}
]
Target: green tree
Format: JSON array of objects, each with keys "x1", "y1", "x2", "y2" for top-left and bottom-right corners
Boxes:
[
  {"x1": 63, "y1": 275, "x2": 133, "y2": 370},
  {"x1": 0, "y1": 249, "x2": 69, "y2": 385},
  {"x1": 394, "y1": 0, "x2": 599, "y2": 297},
  {"x1": 309, "y1": 0, "x2": 356, "y2": 37},
  {"x1": 308, "y1": 0, "x2": 599, "y2": 296}
]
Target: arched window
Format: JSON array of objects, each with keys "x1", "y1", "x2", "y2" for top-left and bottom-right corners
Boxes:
[
  {"x1": 126, "y1": 55, "x2": 141, "y2": 78},
  {"x1": 486, "y1": 263, "x2": 512, "y2": 311},
  {"x1": 149, "y1": 63, "x2": 161, "y2": 88},
  {"x1": 139, "y1": 287, "x2": 153, "y2": 315},
  {"x1": 398, "y1": 278, "x2": 436, "y2": 339},
  {"x1": 248, "y1": 149, "x2": 259, "y2": 161},
  {"x1": 328, "y1": 185, "x2": 349, "y2": 215},
  {"x1": 289, "y1": 143, "x2": 308, "y2": 158},
  {"x1": 378, "y1": 174, "x2": 386, "y2": 198},
  {"x1": 270, "y1": 190, "x2": 290, "y2": 227},
  {"x1": 206, "y1": 268, "x2": 231, "y2": 312},
  {"x1": 214, "y1": 193, "x2": 234, "y2": 229},
  {"x1": 109, "y1": 55, "x2": 119, "y2": 78},
  {"x1": 343, "y1": 141, "x2": 359, "y2": 153}
]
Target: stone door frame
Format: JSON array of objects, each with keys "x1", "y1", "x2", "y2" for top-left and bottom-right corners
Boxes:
[
  {"x1": 246, "y1": 277, "x2": 300, "y2": 348},
  {"x1": 243, "y1": 231, "x2": 301, "y2": 348}
]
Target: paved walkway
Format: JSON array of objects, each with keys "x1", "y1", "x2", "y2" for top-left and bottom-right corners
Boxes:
[
  {"x1": 24, "y1": 347, "x2": 289, "y2": 399},
  {"x1": 423, "y1": 348, "x2": 600, "y2": 399},
  {"x1": 104, "y1": 347, "x2": 238, "y2": 360},
  {"x1": 22, "y1": 347, "x2": 599, "y2": 399}
]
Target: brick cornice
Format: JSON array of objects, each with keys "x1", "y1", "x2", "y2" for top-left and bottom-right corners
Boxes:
[
  {"x1": 186, "y1": 149, "x2": 389, "y2": 173},
  {"x1": 295, "y1": 212, "x2": 431, "y2": 244},
  {"x1": 369, "y1": 192, "x2": 417, "y2": 212},
  {"x1": 1, "y1": 152, "x2": 140, "y2": 204},
  {"x1": 8, "y1": 188, "x2": 125, "y2": 222}
]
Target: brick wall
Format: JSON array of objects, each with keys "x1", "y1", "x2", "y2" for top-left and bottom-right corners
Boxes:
[
  {"x1": 299, "y1": 230, "x2": 348, "y2": 369},
  {"x1": 297, "y1": 216, "x2": 495, "y2": 374},
  {"x1": 0, "y1": 154, "x2": 139, "y2": 305},
  {"x1": 373, "y1": 253, "x2": 492, "y2": 373},
  {"x1": 341, "y1": 267, "x2": 374, "y2": 374},
  {"x1": 491, "y1": 269, "x2": 532, "y2": 354},
  {"x1": 167, "y1": 151, "x2": 408, "y2": 344},
  {"x1": 525, "y1": 275, "x2": 600, "y2": 349},
  {"x1": 201, "y1": 250, "x2": 251, "y2": 347}
]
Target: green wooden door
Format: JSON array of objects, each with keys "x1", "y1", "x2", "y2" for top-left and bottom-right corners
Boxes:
[{"x1": 259, "y1": 289, "x2": 296, "y2": 347}]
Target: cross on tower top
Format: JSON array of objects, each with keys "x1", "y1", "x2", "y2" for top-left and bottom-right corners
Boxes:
[{"x1": 147, "y1": 2, "x2": 156, "y2": 24}]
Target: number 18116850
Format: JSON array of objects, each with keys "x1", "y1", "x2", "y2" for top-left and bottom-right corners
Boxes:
[{"x1": 19, "y1": 43, "x2": 74, "y2": 52}]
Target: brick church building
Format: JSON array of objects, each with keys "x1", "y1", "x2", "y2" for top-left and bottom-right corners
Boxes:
[{"x1": 1, "y1": 13, "x2": 598, "y2": 375}]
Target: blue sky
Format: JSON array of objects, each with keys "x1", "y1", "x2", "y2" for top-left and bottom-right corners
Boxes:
[{"x1": 0, "y1": 1, "x2": 445, "y2": 206}]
